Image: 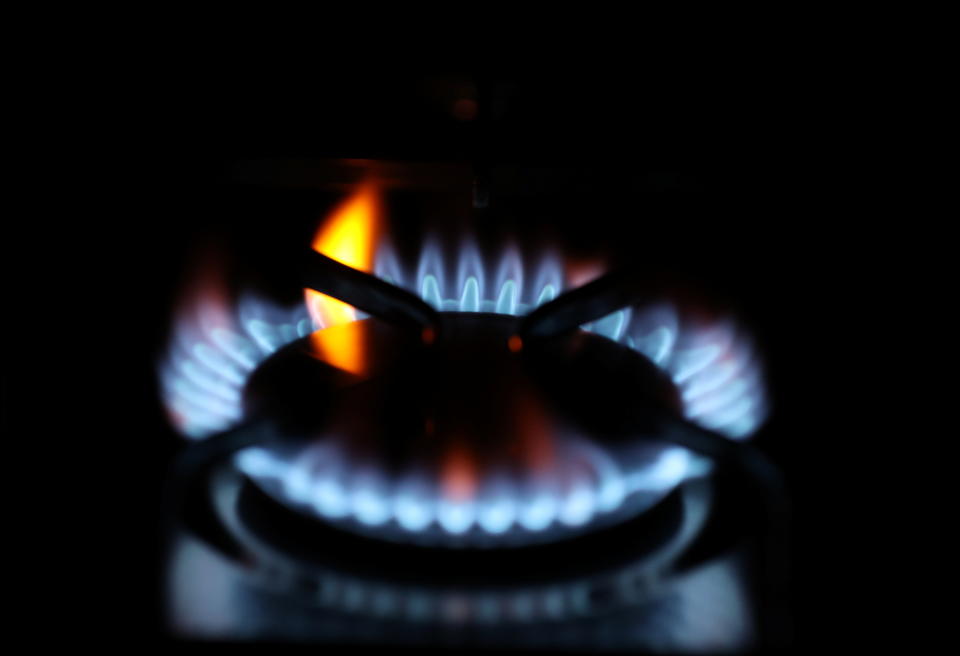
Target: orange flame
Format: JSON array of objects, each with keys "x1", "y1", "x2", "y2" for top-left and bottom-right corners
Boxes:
[
  {"x1": 307, "y1": 321, "x2": 369, "y2": 376},
  {"x1": 516, "y1": 391, "x2": 556, "y2": 472},
  {"x1": 565, "y1": 256, "x2": 606, "y2": 288},
  {"x1": 305, "y1": 182, "x2": 383, "y2": 328},
  {"x1": 442, "y1": 441, "x2": 478, "y2": 502}
]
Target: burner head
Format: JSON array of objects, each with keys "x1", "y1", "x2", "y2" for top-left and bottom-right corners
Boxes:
[{"x1": 237, "y1": 313, "x2": 702, "y2": 547}]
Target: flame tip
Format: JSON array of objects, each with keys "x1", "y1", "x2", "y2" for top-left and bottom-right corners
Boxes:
[{"x1": 306, "y1": 183, "x2": 384, "y2": 328}]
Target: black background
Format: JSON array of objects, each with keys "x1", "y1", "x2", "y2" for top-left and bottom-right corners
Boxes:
[{"x1": 11, "y1": 71, "x2": 835, "y2": 649}]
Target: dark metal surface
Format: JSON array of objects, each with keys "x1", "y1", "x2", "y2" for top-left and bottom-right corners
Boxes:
[{"x1": 166, "y1": 474, "x2": 751, "y2": 650}]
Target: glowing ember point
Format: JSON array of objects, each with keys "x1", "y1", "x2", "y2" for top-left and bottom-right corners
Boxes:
[
  {"x1": 305, "y1": 182, "x2": 382, "y2": 328},
  {"x1": 507, "y1": 335, "x2": 523, "y2": 352},
  {"x1": 422, "y1": 326, "x2": 436, "y2": 345}
]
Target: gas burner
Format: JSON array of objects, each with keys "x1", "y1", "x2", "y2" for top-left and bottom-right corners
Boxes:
[
  {"x1": 161, "y1": 250, "x2": 764, "y2": 548},
  {"x1": 159, "y1": 181, "x2": 784, "y2": 649}
]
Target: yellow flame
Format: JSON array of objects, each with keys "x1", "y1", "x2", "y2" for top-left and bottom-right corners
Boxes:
[{"x1": 305, "y1": 182, "x2": 382, "y2": 328}]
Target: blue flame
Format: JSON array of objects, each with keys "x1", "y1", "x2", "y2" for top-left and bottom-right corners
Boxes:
[
  {"x1": 493, "y1": 243, "x2": 524, "y2": 315},
  {"x1": 454, "y1": 238, "x2": 485, "y2": 312},
  {"x1": 231, "y1": 436, "x2": 703, "y2": 544},
  {"x1": 390, "y1": 238, "x2": 568, "y2": 315},
  {"x1": 585, "y1": 308, "x2": 768, "y2": 441},
  {"x1": 159, "y1": 293, "x2": 313, "y2": 438}
]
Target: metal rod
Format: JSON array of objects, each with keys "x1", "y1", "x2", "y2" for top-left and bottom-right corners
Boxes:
[
  {"x1": 302, "y1": 249, "x2": 440, "y2": 332},
  {"x1": 163, "y1": 419, "x2": 280, "y2": 559},
  {"x1": 519, "y1": 269, "x2": 652, "y2": 339}
]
